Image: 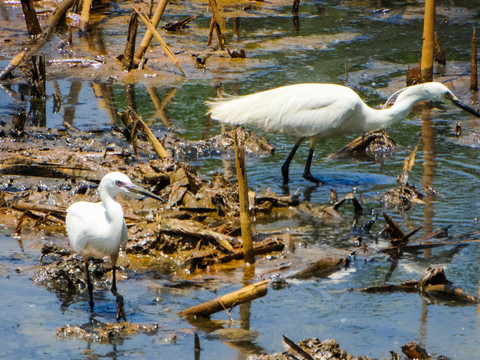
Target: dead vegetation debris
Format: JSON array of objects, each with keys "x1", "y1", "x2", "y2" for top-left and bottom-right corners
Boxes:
[{"x1": 57, "y1": 320, "x2": 159, "y2": 343}]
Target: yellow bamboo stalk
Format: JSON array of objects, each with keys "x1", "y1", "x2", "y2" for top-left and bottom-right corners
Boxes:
[
  {"x1": 80, "y1": 0, "x2": 93, "y2": 32},
  {"x1": 234, "y1": 130, "x2": 255, "y2": 264},
  {"x1": 420, "y1": 0, "x2": 435, "y2": 82},
  {"x1": 133, "y1": 7, "x2": 186, "y2": 76},
  {"x1": 135, "y1": 0, "x2": 168, "y2": 60}
]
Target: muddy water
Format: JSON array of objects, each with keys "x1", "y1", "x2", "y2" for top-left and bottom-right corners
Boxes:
[{"x1": 2, "y1": 0, "x2": 480, "y2": 359}]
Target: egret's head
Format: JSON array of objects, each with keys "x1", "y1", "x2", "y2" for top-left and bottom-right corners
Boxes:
[
  {"x1": 99, "y1": 172, "x2": 165, "y2": 202},
  {"x1": 389, "y1": 82, "x2": 480, "y2": 117}
]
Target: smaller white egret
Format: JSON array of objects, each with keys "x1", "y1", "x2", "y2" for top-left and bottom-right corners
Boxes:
[
  {"x1": 207, "y1": 82, "x2": 480, "y2": 185},
  {"x1": 66, "y1": 172, "x2": 164, "y2": 321}
]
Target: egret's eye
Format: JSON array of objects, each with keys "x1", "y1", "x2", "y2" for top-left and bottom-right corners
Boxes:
[
  {"x1": 115, "y1": 180, "x2": 123, "y2": 187},
  {"x1": 445, "y1": 92, "x2": 452, "y2": 100}
]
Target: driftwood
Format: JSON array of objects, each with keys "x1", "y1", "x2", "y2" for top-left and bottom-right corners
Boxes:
[
  {"x1": 184, "y1": 236, "x2": 285, "y2": 272},
  {"x1": 163, "y1": 15, "x2": 196, "y2": 31},
  {"x1": 0, "y1": 163, "x2": 100, "y2": 181},
  {"x1": 382, "y1": 212, "x2": 421, "y2": 248},
  {"x1": 401, "y1": 341, "x2": 429, "y2": 360},
  {"x1": 353, "y1": 268, "x2": 479, "y2": 305},
  {"x1": 12, "y1": 202, "x2": 146, "y2": 223},
  {"x1": 329, "y1": 129, "x2": 397, "y2": 160},
  {"x1": 178, "y1": 279, "x2": 269, "y2": 317},
  {"x1": 160, "y1": 218, "x2": 236, "y2": 253},
  {"x1": 0, "y1": 0, "x2": 75, "y2": 80},
  {"x1": 292, "y1": 256, "x2": 349, "y2": 280}
]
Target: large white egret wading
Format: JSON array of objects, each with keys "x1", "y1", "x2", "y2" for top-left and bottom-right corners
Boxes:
[
  {"x1": 207, "y1": 82, "x2": 480, "y2": 185},
  {"x1": 66, "y1": 172, "x2": 164, "y2": 321}
]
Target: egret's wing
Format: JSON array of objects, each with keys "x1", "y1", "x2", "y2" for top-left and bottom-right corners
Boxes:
[
  {"x1": 120, "y1": 220, "x2": 128, "y2": 250},
  {"x1": 207, "y1": 84, "x2": 361, "y2": 138},
  {"x1": 66, "y1": 201, "x2": 123, "y2": 258}
]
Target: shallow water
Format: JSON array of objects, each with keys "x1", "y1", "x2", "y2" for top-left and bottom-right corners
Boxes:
[{"x1": 2, "y1": 0, "x2": 480, "y2": 359}]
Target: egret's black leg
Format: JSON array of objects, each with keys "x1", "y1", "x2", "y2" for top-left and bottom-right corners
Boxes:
[
  {"x1": 84, "y1": 260, "x2": 94, "y2": 313},
  {"x1": 282, "y1": 137, "x2": 305, "y2": 185},
  {"x1": 111, "y1": 265, "x2": 126, "y2": 322},
  {"x1": 303, "y1": 147, "x2": 324, "y2": 185}
]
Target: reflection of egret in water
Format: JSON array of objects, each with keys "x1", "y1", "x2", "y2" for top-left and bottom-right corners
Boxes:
[
  {"x1": 208, "y1": 82, "x2": 480, "y2": 186},
  {"x1": 66, "y1": 172, "x2": 164, "y2": 321}
]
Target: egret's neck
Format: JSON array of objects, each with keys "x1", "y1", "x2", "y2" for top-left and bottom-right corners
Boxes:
[
  {"x1": 100, "y1": 191, "x2": 124, "y2": 223},
  {"x1": 364, "y1": 86, "x2": 431, "y2": 130}
]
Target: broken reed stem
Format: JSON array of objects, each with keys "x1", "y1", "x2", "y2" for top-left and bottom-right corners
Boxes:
[
  {"x1": 420, "y1": 0, "x2": 435, "y2": 82},
  {"x1": 123, "y1": 107, "x2": 169, "y2": 160},
  {"x1": 135, "y1": 0, "x2": 168, "y2": 60},
  {"x1": 133, "y1": 7, "x2": 186, "y2": 76},
  {"x1": 234, "y1": 130, "x2": 255, "y2": 264},
  {"x1": 472, "y1": 28, "x2": 478, "y2": 91},
  {"x1": 122, "y1": 11, "x2": 139, "y2": 71},
  {"x1": 179, "y1": 279, "x2": 269, "y2": 317},
  {"x1": 0, "y1": 0, "x2": 75, "y2": 80},
  {"x1": 80, "y1": 0, "x2": 93, "y2": 32},
  {"x1": 20, "y1": 0, "x2": 42, "y2": 37},
  {"x1": 208, "y1": 0, "x2": 226, "y2": 49}
]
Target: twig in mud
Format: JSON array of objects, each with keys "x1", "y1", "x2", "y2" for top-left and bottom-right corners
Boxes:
[
  {"x1": 120, "y1": 107, "x2": 169, "y2": 160},
  {"x1": 282, "y1": 335, "x2": 314, "y2": 360},
  {"x1": 133, "y1": 7, "x2": 186, "y2": 76},
  {"x1": 162, "y1": 15, "x2": 197, "y2": 31},
  {"x1": 207, "y1": 0, "x2": 226, "y2": 49}
]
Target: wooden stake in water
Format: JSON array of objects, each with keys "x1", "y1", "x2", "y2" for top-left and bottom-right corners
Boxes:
[
  {"x1": 472, "y1": 28, "x2": 478, "y2": 91},
  {"x1": 420, "y1": 0, "x2": 435, "y2": 82},
  {"x1": 234, "y1": 130, "x2": 255, "y2": 264},
  {"x1": 20, "y1": 0, "x2": 41, "y2": 37}
]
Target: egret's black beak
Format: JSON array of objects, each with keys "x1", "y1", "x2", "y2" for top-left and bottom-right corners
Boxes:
[
  {"x1": 124, "y1": 183, "x2": 166, "y2": 203},
  {"x1": 451, "y1": 98, "x2": 480, "y2": 117}
]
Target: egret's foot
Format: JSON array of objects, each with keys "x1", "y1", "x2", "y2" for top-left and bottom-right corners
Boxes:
[
  {"x1": 115, "y1": 295, "x2": 126, "y2": 322},
  {"x1": 303, "y1": 172, "x2": 324, "y2": 185},
  {"x1": 88, "y1": 300, "x2": 95, "y2": 313}
]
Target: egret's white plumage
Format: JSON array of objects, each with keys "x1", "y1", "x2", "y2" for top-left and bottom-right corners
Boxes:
[
  {"x1": 66, "y1": 172, "x2": 164, "y2": 321},
  {"x1": 207, "y1": 82, "x2": 480, "y2": 185}
]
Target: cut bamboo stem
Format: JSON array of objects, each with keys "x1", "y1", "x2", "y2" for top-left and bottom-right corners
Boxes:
[
  {"x1": 135, "y1": 0, "x2": 168, "y2": 60},
  {"x1": 420, "y1": 0, "x2": 435, "y2": 82},
  {"x1": 133, "y1": 7, "x2": 186, "y2": 76},
  {"x1": 472, "y1": 28, "x2": 478, "y2": 91},
  {"x1": 20, "y1": 0, "x2": 42, "y2": 37},
  {"x1": 80, "y1": 0, "x2": 93, "y2": 32},
  {"x1": 234, "y1": 130, "x2": 255, "y2": 264},
  {"x1": 179, "y1": 279, "x2": 269, "y2": 317}
]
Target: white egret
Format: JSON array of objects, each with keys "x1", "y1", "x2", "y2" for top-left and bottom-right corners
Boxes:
[
  {"x1": 66, "y1": 172, "x2": 164, "y2": 321},
  {"x1": 207, "y1": 82, "x2": 480, "y2": 185}
]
